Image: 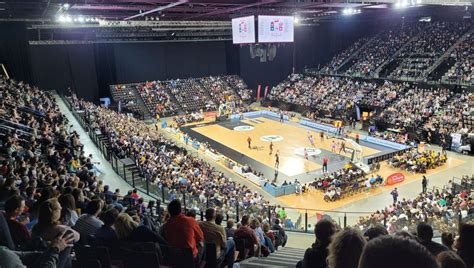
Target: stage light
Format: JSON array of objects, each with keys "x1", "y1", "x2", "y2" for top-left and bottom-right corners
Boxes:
[
  {"x1": 78, "y1": 16, "x2": 85, "y2": 23},
  {"x1": 63, "y1": 3, "x2": 70, "y2": 9},
  {"x1": 294, "y1": 16, "x2": 300, "y2": 24},
  {"x1": 342, "y1": 8, "x2": 360, "y2": 16},
  {"x1": 65, "y1": 16, "x2": 72, "y2": 23},
  {"x1": 57, "y1": 15, "x2": 66, "y2": 23}
]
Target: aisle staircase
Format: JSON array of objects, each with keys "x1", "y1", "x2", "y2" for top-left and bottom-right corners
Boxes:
[{"x1": 239, "y1": 247, "x2": 306, "y2": 268}]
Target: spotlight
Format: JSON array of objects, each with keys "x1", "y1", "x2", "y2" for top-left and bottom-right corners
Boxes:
[
  {"x1": 65, "y1": 16, "x2": 72, "y2": 23},
  {"x1": 78, "y1": 16, "x2": 84, "y2": 23},
  {"x1": 294, "y1": 16, "x2": 300, "y2": 24},
  {"x1": 85, "y1": 17, "x2": 90, "y2": 22},
  {"x1": 57, "y1": 15, "x2": 66, "y2": 23},
  {"x1": 63, "y1": 3, "x2": 70, "y2": 9}
]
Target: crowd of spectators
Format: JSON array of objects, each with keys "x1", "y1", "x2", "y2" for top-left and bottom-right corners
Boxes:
[
  {"x1": 269, "y1": 75, "x2": 407, "y2": 120},
  {"x1": 377, "y1": 86, "x2": 452, "y2": 129},
  {"x1": 389, "y1": 149, "x2": 448, "y2": 174},
  {"x1": 358, "y1": 81, "x2": 405, "y2": 109},
  {"x1": 167, "y1": 78, "x2": 217, "y2": 113},
  {"x1": 109, "y1": 84, "x2": 144, "y2": 116},
  {"x1": 321, "y1": 37, "x2": 371, "y2": 74},
  {"x1": 356, "y1": 179, "x2": 473, "y2": 237},
  {"x1": 345, "y1": 23, "x2": 425, "y2": 77},
  {"x1": 444, "y1": 32, "x2": 474, "y2": 85},
  {"x1": 309, "y1": 164, "x2": 382, "y2": 201},
  {"x1": 423, "y1": 91, "x2": 473, "y2": 136},
  {"x1": 172, "y1": 112, "x2": 205, "y2": 127},
  {"x1": 390, "y1": 21, "x2": 471, "y2": 80},
  {"x1": 200, "y1": 76, "x2": 243, "y2": 106},
  {"x1": 136, "y1": 81, "x2": 178, "y2": 116},
  {"x1": 76, "y1": 95, "x2": 271, "y2": 225},
  {"x1": 298, "y1": 218, "x2": 474, "y2": 268},
  {"x1": 0, "y1": 76, "x2": 291, "y2": 267},
  {"x1": 223, "y1": 75, "x2": 253, "y2": 101}
]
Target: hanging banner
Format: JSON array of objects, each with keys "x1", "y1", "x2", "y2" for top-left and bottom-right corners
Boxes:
[
  {"x1": 264, "y1": 86, "x2": 269, "y2": 98},
  {"x1": 257, "y1": 85, "x2": 261, "y2": 101}
]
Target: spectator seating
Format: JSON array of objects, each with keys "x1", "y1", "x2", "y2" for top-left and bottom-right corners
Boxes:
[
  {"x1": 345, "y1": 22, "x2": 425, "y2": 77},
  {"x1": 321, "y1": 37, "x2": 371, "y2": 74},
  {"x1": 136, "y1": 81, "x2": 179, "y2": 117},
  {"x1": 377, "y1": 87, "x2": 453, "y2": 129},
  {"x1": 390, "y1": 21, "x2": 471, "y2": 80},
  {"x1": 109, "y1": 84, "x2": 145, "y2": 116},
  {"x1": 443, "y1": 31, "x2": 474, "y2": 85}
]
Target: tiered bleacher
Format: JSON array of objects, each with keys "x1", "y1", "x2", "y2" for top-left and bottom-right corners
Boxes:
[
  {"x1": 345, "y1": 22, "x2": 425, "y2": 77},
  {"x1": 377, "y1": 87, "x2": 453, "y2": 130},
  {"x1": 222, "y1": 75, "x2": 253, "y2": 101},
  {"x1": 423, "y1": 91, "x2": 473, "y2": 136},
  {"x1": 110, "y1": 84, "x2": 145, "y2": 116},
  {"x1": 167, "y1": 78, "x2": 217, "y2": 113},
  {"x1": 390, "y1": 21, "x2": 471, "y2": 80},
  {"x1": 136, "y1": 81, "x2": 179, "y2": 117},
  {"x1": 321, "y1": 37, "x2": 371, "y2": 74},
  {"x1": 443, "y1": 31, "x2": 474, "y2": 85}
]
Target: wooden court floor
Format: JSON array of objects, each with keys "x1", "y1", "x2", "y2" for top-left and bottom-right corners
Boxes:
[
  {"x1": 192, "y1": 117, "x2": 380, "y2": 177},
  {"x1": 277, "y1": 156, "x2": 466, "y2": 211}
]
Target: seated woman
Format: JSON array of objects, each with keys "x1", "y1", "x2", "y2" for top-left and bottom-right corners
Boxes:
[
  {"x1": 114, "y1": 212, "x2": 167, "y2": 245},
  {"x1": 31, "y1": 198, "x2": 80, "y2": 243}
]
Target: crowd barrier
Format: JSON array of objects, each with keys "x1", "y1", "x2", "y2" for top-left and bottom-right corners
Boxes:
[{"x1": 262, "y1": 183, "x2": 297, "y2": 197}]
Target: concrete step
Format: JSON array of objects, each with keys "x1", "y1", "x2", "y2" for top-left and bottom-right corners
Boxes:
[{"x1": 240, "y1": 247, "x2": 305, "y2": 268}]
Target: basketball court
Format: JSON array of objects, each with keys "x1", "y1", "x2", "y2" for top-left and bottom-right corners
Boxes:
[
  {"x1": 181, "y1": 115, "x2": 467, "y2": 211},
  {"x1": 183, "y1": 115, "x2": 386, "y2": 181}
]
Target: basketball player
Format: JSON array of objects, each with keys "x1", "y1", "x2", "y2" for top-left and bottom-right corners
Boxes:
[
  {"x1": 320, "y1": 131, "x2": 324, "y2": 142},
  {"x1": 279, "y1": 112, "x2": 284, "y2": 123},
  {"x1": 304, "y1": 148, "x2": 309, "y2": 160},
  {"x1": 309, "y1": 135, "x2": 315, "y2": 147},
  {"x1": 339, "y1": 141, "x2": 346, "y2": 154},
  {"x1": 269, "y1": 141, "x2": 274, "y2": 155},
  {"x1": 275, "y1": 150, "x2": 280, "y2": 168},
  {"x1": 331, "y1": 140, "x2": 336, "y2": 153},
  {"x1": 247, "y1": 136, "x2": 252, "y2": 149}
]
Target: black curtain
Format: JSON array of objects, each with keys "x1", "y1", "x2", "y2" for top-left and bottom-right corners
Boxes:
[
  {"x1": 0, "y1": 22, "x2": 32, "y2": 83},
  {"x1": 113, "y1": 41, "x2": 227, "y2": 83},
  {"x1": 29, "y1": 44, "x2": 99, "y2": 101}
]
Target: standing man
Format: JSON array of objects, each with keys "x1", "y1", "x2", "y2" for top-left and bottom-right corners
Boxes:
[
  {"x1": 422, "y1": 176, "x2": 428, "y2": 194},
  {"x1": 269, "y1": 141, "x2": 274, "y2": 155},
  {"x1": 322, "y1": 156, "x2": 328, "y2": 173},
  {"x1": 280, "y1": 111, "x2": 284, "y2": 123},
  {"x1": 320, "y1": 131, "x2": 324, "y2": 142},
  {"x1": 275, "y1": 150, "x2": 280, "y2": 169},
  {"x1": 390, "y1": 188, "x2": 399, "y2": 204},
  {"x1": 247, "y1": 136, "x2": 252, "y2": 149},
  {"x1": 355, "y1": 133, "x2": 360, "y2": 144}
]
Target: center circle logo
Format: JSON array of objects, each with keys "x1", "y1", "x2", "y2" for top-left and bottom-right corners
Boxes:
[
  {"x1": 233, "y1": 125, "x2": 254, "y2": 131},
  {"x1": 260, "y1": 135, "x2": 284, "y2": 142}
]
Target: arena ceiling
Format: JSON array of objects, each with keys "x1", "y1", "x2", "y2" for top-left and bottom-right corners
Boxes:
[{"x1": 0, "y1": 0, "x2": 471, "y2": 22}]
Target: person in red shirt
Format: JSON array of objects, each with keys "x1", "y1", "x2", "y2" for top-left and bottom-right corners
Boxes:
[
  {"x1": 234, "y1": 215, "x2": 259, "y2": 257},
  {"x1": 247, "y1": 136, "x2": 252, "y2": 149},
  {"x1": 322, "y1": 156, "x2": 329, "y2": 173},
  {"x1": 163, "y1": 199, "x2": 204, "y2": 262}
]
